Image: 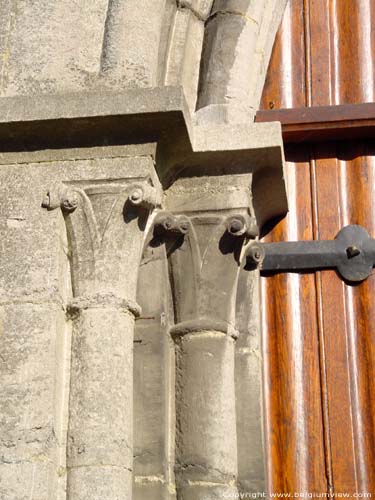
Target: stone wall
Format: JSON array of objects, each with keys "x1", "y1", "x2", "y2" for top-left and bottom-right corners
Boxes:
[{"x1": 0, "y1": 2, "x2": 288, "y2": 499}]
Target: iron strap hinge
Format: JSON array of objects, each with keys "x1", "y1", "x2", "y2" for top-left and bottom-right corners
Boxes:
[{"x1": 246, "y1": 225, "x2": 375, "y2": 283}]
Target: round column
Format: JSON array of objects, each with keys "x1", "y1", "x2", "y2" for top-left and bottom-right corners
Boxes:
[
  {"x1": 173, "y1": 327, "x2": 238, "y2": 500},
  {"x1": 66, "y1": 298, "x2": 139, "y2": 500}
]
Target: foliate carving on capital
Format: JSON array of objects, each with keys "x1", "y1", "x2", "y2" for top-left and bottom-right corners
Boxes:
[
  {"x1": 42, "y1": 185, "x2": 80, "y2": 213},
  {"x1": 153, "y1": 212, "x2": 190, "y2": 236},
  {"x1": 42, "y1": 182, "x2": 161, "y2": 214},
  {"x1": 226, "y1": 214, "x2": 258, "y2": 239},
  {"x1": 150, "y1": 209, "x2": 258, "y2": 335},
  {"x1": 127, "y1": 183, "x2": 163, "y2": 210},
  {"x1": 42, "y1": 180, "x2": 162, "y2": 298}
]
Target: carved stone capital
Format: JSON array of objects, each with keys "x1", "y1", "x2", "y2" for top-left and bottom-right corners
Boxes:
[
  {"x1": 162, "y1": 175, "x2": 257, "y2": 336},
  {"x1": 42, "y1": 185, "x2": 80, "y2": 213},
  {"x1": 153, "y1": 211, "x2": 190, "y2": 236},
  {"x1": 43, "y1": 179, "x2": 162, "y2": 302}
]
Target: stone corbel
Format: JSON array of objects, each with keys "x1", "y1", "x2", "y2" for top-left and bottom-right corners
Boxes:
[{"x1": 42, "y1": 177, "x2": 161, "y2": 500}]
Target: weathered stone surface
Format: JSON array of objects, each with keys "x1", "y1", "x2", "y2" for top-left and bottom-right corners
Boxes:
[
  {"x1": 134, "y1": 322, "x2": 168, "y2": 476},
  {"x1": 0, "y1": 2, "x2": 289, "y2": 497},
  {"x1": 161, "y1": 172, "x2": 259, "y2": 499},
  {"x1": 67, "y1": 467, "x2": 132, "y2": 500},
  {"x1": 0, "y1": 303, "x2": 68, "y2": 500},
  {"x1": 236, "y1": 270, "x2": 265, "y2": 493},
  {"x1": 177, "y1": 483, "x2": 238, "y2": 500},
  {"x1": 67, "y1": 309, "x2": 134, "y2": 500},
  {"x1": 100, "y1": 0, "x2": 167, "y2": 88},
  {"x1": 0, "y1": 462, "x2": 50, "y2": 500},
  {"x1": 0, "y1": 153, "x2": 155, "y2": 299},
  {"x1": 133, "y1": 480, "x2": 172, "y2": 500},
  {"x1": 197, "y1": 0, "x2": 288, "y2": 121},
  {"x1": 0, "y1": 0, "x2": 287, "y2": 125},
  {"x1": 175, "y1": 333, "x2": 238, "y2": 485},
  {"x1": 42, "y1": 155, "x2": 161, "y2": 499},
  {"x1": 165, "y1": 178, "x2": 252, "y2": 336},
  {"x1": 165, "y1": 9, "x2": 205, "y2": 112},
  {"x1": 0, "y1": 88, "x2": 287, "y2": 229},
  {"x1": 178, "y1": 0, "x2": 214, "y2": 20},
  {"x1": 0, "y1": 0, "x2": 108, "y2": 96},
  {"x1": 134, "y1": 249, "x2": 175, "y2": 498},
  {"x1": 0, "y1": 147, "x2": 159, "y2": 500}
]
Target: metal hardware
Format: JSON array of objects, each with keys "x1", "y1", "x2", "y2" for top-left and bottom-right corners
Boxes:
[{"x1": 246, "y1": 224, "x2": 375, "y2": 283}]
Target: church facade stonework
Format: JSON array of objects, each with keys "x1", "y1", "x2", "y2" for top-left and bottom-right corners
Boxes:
[{"x1": 0, "y1": 2, "x2": 288, "y2": 499}]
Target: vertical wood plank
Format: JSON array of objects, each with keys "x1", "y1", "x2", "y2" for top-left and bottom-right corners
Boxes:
[
  {"x1": 262, "y1": 148, "x2": 327, "y2": 493},
  {"x1": 260, "y1": 0, "x2": 375, "y2": 494}
]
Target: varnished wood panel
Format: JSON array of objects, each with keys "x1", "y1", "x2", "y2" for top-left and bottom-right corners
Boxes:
[
  {"x1": 256, "y1": 102, "x2": 375, "y2": 143},
  {"x1": 260, "y1": 0, "x2": 375, "y2": 495},
  {"x1": 262, "y1": 151, "x2": 327, "y2": 492}
]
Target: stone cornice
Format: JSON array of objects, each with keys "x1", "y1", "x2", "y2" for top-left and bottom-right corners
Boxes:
[{"x1": 0, "y1": 86, "x2": 287, "y2": 227}]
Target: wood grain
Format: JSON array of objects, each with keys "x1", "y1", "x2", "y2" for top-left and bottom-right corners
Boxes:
[
  {"x1": 256, "y1": 103, "x2": 375, "y2": 144},
  {"x1": 260, "y1": 0, "x2": 375, "y2": 495}
]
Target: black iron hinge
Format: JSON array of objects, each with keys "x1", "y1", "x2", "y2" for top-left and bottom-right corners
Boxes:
[{"x1": 246, "y1": 225, "x2": 375, "y2": 283}]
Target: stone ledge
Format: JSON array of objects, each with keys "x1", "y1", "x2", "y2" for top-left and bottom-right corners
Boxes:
[{"x1": 0, "y1": 86, "x2": 287, "y2": 226}]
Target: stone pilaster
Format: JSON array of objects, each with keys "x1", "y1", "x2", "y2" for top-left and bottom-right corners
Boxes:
[
  {"x1": 43, "y1": 178, "x2": 161, "y2": 500},
  {"x1": 163, "y1": 175, "x2": 258, "y2": 499}
]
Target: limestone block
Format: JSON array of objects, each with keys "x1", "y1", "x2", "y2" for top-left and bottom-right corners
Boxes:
[
  {"x1": 197, "y1": 0, "x2": 288, "y2": 121},
  {"x1": 177, "y1": 0, "x2": 214, "y2": 20},
  {"x1": 100, "y1": 0, "x2": 167, "y2": 88},
  {"x1": 235, "y1": 270, "x2": 265, "y2": 493},
  {"x1": 0, "y1": 462, "x2": 50, "y2": 500},
  {"x1": 134, "y1": 316, "x2": 168, "y2": 475},
  {"x1": 198, "y1": 12, "x2": 263, "y2": 115},
  {"x1": 177, "y1": 483, "x2": 238, "y2": 500},
  {"x1": 165, "y1": 9, "x2": 205, "y2": 112},
  {"x1": 0, "y1": 0, "x2": 108, "y2": 96},
  {"x1": 175, "y1": 333, "x2": 238, "y2": 481},
  {"x1": 0, "y1": 153, "x2": 154, "y2": 301},
  {"x1": 235, "y1": 352, "x2": 265, "y2": 492},
  {"x1": 0, "y1": 147, "x2": 158, "y2": 500},
  {"x1": 134, "y1": 323, "x2": 168, "y2": 476},
  {"x1": 157, "y1": 0, "x2": 178, "y2": 85},
  {"x1": 133, "y1": 480, "x2": 171, "y2": 500},
  {"x1": 134, "y1": 249, "x2": 175, "y2": 498},
  {"x1": 0, "y1": 89, "x2": 287, "y2": 229},
  {"x1": 0, "y1": 0, "x2": 172, "y2": 95},
  {"x1": 67, "y1": 466, "x2": 132, "y2": 500},
  {"x1": 65, "y1": 307, "x2": 135, "y2": 500},
  {"x1": 67, "y1": 309, "x2": 134, "y2": 470},
  {"x1": 211, "y1": 0, "x2": 265, "y2": 17},
  {"x1": 0, "y1": 303, "x2": 67, "y2": 499}
]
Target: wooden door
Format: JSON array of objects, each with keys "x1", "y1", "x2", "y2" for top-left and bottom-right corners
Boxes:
[{"x1": 258, "y1": 0, "x2": 375, "y2": 496}]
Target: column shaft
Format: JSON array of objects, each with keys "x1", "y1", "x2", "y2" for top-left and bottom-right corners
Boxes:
[
  {"x1": 67, "y1": 306, "x2": 135, "y2": 500},
  {"x1": 174, "y1": 331, "x2": 238, "y2": 500}
]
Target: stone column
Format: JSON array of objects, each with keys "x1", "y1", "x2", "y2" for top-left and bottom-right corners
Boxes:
[
  {"x1": 43, "y1": 179, "x2": 160, "y2": 500},
  {"x1": 196, "y1": 0, "x2": 288, "y2": 122},
  {"x1": 164, "y1": 175, "x2": 258, "y2": 500},
  {"x1": 173, "y1": 329, "x2": 238, "y2": 500}
]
